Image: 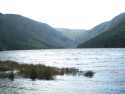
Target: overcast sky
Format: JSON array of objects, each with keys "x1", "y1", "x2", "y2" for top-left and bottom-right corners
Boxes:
[{"x1": 0, "y1": 0, "x2": 125, "y2": 29}]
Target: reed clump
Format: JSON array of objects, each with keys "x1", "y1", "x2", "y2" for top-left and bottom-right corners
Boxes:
[{"x1": 0, "y1": 60, "x2": 80, "y2": 80}]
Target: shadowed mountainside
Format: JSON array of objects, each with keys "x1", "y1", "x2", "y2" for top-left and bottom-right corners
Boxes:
[
  {"x1": 78, "y1": 12, "x2": 125, "y2": 48},
  {"x1": 0, "y1": 13, "x2": 75, "y2": 50}
]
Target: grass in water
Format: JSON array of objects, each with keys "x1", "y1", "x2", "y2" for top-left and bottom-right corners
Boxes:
[{"x1": 0, "y1": 60, "x2": 80, "y2": 80}]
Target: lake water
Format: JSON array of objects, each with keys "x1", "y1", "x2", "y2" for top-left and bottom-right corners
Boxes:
[{"x1": 0, "y1": 48, "x2": 125, "y2": 94}]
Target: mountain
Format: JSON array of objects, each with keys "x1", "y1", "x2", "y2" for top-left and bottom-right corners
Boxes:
[
  {"x1": 78, "y1": 12, "x2": 125, "y2": 48},
  {"x1": 57, "y1": 21, "x2": 111, "y2": 47},
  {"x1": 62, "y1": 21, "x2": 111, "y2": 46},
  {"x1": 77, "y1": 21, "x2": 111, "y2": 43},
  {"x1": 56, "y1": 28, "x2": 87, "y2": 44},
  {"x1": 0, "y1": 13, "x2": 75, "y2": 50}
]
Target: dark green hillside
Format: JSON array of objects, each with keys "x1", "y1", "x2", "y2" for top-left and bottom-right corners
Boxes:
[
  {"x1": 0, "y1": 13, "x2": 75, "y2": 50},
  {"x1": 78, "y1": 13, "x2": 125, "y2": 48}
]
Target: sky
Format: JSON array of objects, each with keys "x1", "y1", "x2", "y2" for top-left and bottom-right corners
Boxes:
[{"x1": 0, "y1": 0, "x2": 125, "y2": 29}]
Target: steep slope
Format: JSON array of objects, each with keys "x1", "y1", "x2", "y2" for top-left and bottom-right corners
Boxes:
[
  {"x1": 77, "y1": 21, "x2": 111, "y2": 44},
  {"x1": 78, "y1": 12, "x2": 125, "y2": 48},
  {"x1": 0, "y1": 13, "x2": 75, "y2": 50}
]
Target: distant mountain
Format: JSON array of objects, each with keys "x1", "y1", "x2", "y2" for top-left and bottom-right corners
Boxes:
[
  {"x1": 78, "y1": 12, "x2": 125, "y2": 48},
  {"x1": 0, "y1": 13, "x2": 75, "y2": 50},
  {"x1": 56, "y1": 28, "x2": 87, "y2": 44},
  {"x1": 57, "y1": 21, "x2": 111, "y2": 46}
]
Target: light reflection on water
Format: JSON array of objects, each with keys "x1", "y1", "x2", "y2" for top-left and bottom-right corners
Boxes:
[{"x1": 0, "y1": 48, "x2": 125, "y2": 94}]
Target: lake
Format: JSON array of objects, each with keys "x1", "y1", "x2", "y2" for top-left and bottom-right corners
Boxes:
[{"x1": 0, "y1": 48, "x2": 125, "y2": 94}]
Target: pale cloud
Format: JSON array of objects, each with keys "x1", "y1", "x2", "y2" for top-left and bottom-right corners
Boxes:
[{"x1": 0, "y1": 0, "x2": 125, "y2": 29}]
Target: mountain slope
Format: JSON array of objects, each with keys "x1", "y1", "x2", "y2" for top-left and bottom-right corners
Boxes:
[
  {"x1": 56, "y1": 28, "x2": 87, "y2": 44},
  {"x1": 78, "y1": 12, "x2": 125, "y2": 48},
  {"x1": 77, "y1": 21, "x2": 111, "y2": 44},
  {"x1": 57, "y1": 22, "x2": 110, "y2": 46},
  {"x1": 0, "y1": 13, "x2": 75, "y2": 50}
]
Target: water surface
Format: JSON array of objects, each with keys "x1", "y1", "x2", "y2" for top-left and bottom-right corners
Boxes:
[{"x1": 0, "y1": 48, "x2": 125, "y2": 94}]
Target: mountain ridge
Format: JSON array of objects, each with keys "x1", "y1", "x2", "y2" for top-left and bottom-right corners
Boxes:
[
  {"x1": 0, "y1": 13, "x2": 75, "y2": 50},
  {"x1": 78, "y1": 12, "x2": 125, "y2": 48}
]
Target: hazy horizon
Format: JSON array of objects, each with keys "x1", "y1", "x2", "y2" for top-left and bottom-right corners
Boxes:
[{"x1": 0, "y1": 0, "x2": 125, "y2": 29}]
